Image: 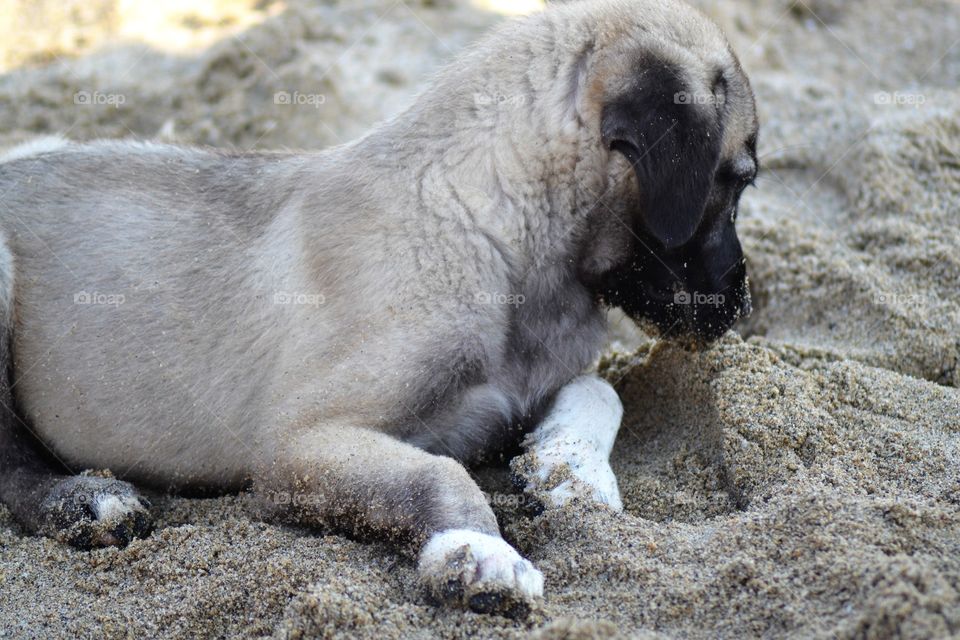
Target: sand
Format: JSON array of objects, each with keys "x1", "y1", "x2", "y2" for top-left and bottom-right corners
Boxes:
[{"x1": 1, "y1": 0, "x2": 959, "y2": 638}]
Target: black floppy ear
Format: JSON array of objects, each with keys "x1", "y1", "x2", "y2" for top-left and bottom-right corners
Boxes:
[{"x1": 601, "y1": 62, "x2": 723, "y2": 249}]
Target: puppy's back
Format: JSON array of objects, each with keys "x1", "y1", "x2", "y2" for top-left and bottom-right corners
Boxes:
[{"x1": 0, "y1": 140, "x2": 308, "y2": 488}]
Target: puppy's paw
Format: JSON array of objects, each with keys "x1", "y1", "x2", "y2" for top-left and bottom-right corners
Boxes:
[
  {"x1": 418, "y1": 529, "x2": 544, "y2": 617},
  {"x1": 511, "y1": 375, "x2": 624, "y2": 513},
  {"x1": 38, "y1": 474, "x2": 153, "y2": 549},
  {"x1": 511, "y1": 450, "x2": 624, "y2": 513},
  {"x1": 544, "y1": 456, "x2": 623, "y2": 512}
]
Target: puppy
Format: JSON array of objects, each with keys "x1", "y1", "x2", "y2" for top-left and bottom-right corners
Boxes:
[{"x1": 0, "y1": 0, "x2": 757, "y2": 615}]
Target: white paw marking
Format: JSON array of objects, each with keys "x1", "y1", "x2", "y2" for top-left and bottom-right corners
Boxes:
[
  {"x1": 537, "y1": 455, "x2": 623, "y2": 511},
  {"x1": 91, "y1": 494, "x2": 145, "y2": 524},
  {"x1": 522, "y1": 375, "x2": 624, "y2": 512},
  {"x1": 418, "y1": 529, "x2": 544, "y2": 600}
]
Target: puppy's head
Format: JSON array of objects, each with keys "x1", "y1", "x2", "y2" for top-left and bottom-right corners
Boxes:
[{"x1": 572, "y1": 1, "x2": 759, "y2": 344}]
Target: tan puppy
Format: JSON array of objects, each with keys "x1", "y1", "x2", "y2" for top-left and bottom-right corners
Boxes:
[{"x1": 0, "y1": 0, "x2": 757, "y2": 615}]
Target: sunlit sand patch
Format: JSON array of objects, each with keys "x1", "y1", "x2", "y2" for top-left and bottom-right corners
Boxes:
[
  {"x1": 472, "y1": 0, "x2": 544, "y2": 17},
  {"x1": 114, "y1": 0, "x2": 285, "y2": 52},
  {"x1": 0, "y1": 0, "x2": 283, "y2": 71}
]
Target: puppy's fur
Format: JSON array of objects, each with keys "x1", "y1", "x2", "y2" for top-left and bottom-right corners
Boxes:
[{"x1": 0, "y1": 0, "x2": 757, "y2": 613}]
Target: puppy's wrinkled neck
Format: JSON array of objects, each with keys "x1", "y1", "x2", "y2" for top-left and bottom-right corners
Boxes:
[{"x1": 357, "y1": 29, "x2": 604, "y2": 278}]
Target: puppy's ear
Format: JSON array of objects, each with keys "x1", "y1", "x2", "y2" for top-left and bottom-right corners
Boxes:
[{"x1": 601, "y1": 61, "x2": 723, "y2": 249}]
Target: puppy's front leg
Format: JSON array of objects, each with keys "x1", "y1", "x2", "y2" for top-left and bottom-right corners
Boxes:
[
  {"x1": 260, "y1": 426, "x2": 543, "y2": 615},
  {"x1": 512, "y1": 376, "x2": 624, "y2": 512}
]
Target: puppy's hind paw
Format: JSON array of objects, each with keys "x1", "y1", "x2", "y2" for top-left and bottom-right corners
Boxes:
[
  {"x1": 38, "y1": 474, "x2": 153, "y2": 549},
  {"x1": 418, "y1": 529, "x2": 544, "y2": 618}
]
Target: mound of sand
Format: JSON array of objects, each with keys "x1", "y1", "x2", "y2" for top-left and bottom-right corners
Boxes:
[
  {"x1": 0, "y1": 0, "x2": 497, "y2": 150},
  {"x1": 1, "y1": 0, "x2": 958, "y2": 638}
]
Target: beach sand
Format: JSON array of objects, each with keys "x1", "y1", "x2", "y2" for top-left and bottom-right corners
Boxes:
[{"x1": 0, "y1": 1, "x2": 958, "y2": 637}]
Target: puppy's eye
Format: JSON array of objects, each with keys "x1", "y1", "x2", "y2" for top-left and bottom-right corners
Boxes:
[
  {"x1": 719, "y1": 156, "x2": 757, "y2": 191},
  {"x1": 736, "y1": 173, "x2": 755, "y2": 188}
]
